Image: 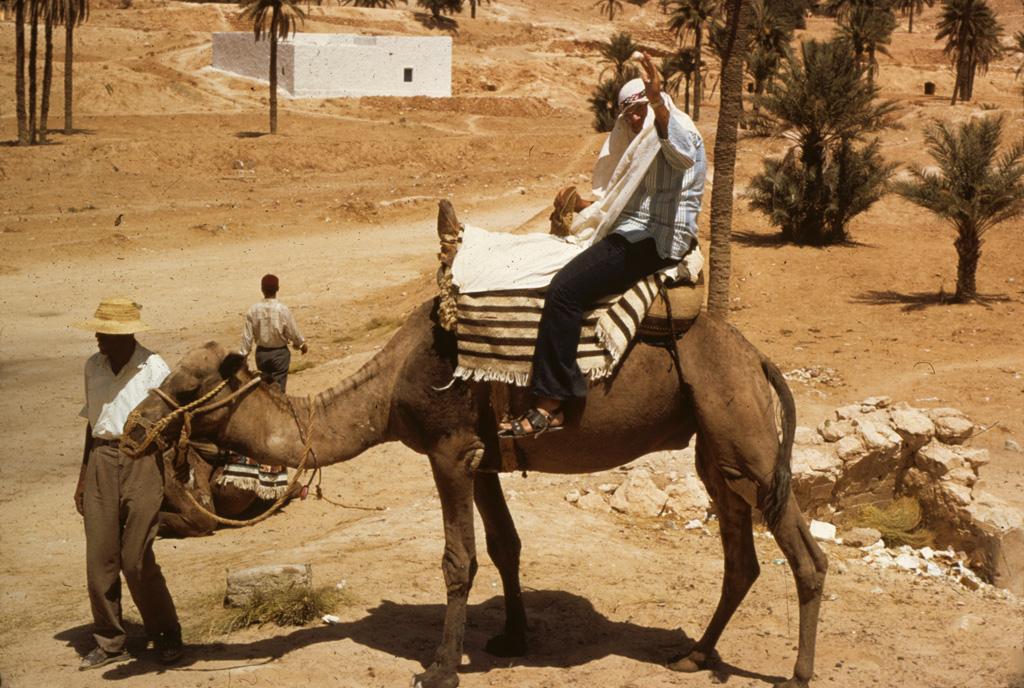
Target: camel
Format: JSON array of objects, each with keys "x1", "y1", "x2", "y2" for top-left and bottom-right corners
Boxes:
[{"x1": 123, "y1": 299, "x2": 827, "y2": 688}]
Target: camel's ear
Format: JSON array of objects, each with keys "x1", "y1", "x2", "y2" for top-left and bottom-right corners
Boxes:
[{"x1": 219, "y1": 352, "x2": 247, "y2": 380}]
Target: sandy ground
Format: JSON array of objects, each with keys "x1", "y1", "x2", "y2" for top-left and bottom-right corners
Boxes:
[{"x1": 1, "y1": 1, "x2": 1024, "y2": 687}]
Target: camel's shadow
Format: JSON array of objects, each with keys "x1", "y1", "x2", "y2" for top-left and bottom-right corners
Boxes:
[{"x1": 55, "y1": 590, "x2": 784, "y2": 684}]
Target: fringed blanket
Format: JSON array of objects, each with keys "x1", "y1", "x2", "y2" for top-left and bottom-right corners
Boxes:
[
  {"x1": 216, "y1": 456, "x2": 290, "y2": 501},
  {"x1": 453, "y1": 273, "x2": 662, "y2": 386}
]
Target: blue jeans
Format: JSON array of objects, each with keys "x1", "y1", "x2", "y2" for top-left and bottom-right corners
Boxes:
[{"x1": 530, "y1": 233, "x2": 674, "y2": 401}]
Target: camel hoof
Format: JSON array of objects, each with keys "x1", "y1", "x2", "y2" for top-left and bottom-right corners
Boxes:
[
  {"x1": 667, "y1": 649, "x2": 720, "y2": 673},
  {"x1": 484, "y1": 632, "x2": 526, "y2": 657},
  {"x1": 412, "y1": 664, "x2": 459, "y2": 688},
  {"x1": 774, "y1": 678, "x2": 810, "y2": 688}
]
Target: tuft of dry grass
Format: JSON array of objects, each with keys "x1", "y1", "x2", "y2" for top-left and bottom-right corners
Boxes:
[
  {"x1": 202, "y1": 584, "x2": 349, "y2": 637},
  {"x1": 853, "y1": 496, "x2": 934, "y2": 548},
  {"x1": 288, "y1": 359, "x2": 318, "y2": 374}
]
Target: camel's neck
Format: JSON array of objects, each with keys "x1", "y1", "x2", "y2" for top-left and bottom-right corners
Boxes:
[{"x1": 218, "y1": 356, "x2": 394, "y2": 469}]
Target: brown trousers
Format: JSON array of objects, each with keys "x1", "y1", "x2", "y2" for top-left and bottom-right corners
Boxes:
[{"x1": 83, "y1": 444, "x2": 179, "y2": 653}]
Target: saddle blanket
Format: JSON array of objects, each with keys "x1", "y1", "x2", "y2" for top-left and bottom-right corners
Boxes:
[
  {"x1": 453, "y1": 273, "x2": 662, "y2": 387},
  {"x1": 216, "y1": 456, "x2": 289, "y2": 501}
]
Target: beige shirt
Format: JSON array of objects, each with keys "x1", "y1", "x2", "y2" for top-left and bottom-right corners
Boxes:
[
  {"x1": 79, "y1": 344, "x2": 171, "y2": 440},
  {"x1": 239, "y1": 298, "x2": 305, "y2": 356}
]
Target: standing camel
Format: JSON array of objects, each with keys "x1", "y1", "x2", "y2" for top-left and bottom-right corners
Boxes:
[{"x1": 124, "y1": 300, "x2": 827, "y2": 688}]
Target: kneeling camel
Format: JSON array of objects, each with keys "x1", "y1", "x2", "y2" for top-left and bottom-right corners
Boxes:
[{"x1": 123, "y1": 300, "x2": 827, "y2": 688}]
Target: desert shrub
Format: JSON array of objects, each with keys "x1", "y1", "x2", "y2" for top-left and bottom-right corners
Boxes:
[
  {"x1": 854, "y1": 496, "x2": 934, "y2": 548},
  {"x1": 211, "y1": 584, "x2": 347, "y2": 635}
]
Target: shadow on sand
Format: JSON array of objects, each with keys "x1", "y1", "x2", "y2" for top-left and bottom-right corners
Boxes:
[
  {"x1": 852, "y1": 289, "x2": 1012, "y2": 311},
  {"x1": 412, "y1": 11, "x2": 459, "y2": 33},
  {"x1": 235, "y1": 131, "x2": 270, "y2": 139},
  {"x1": 55, "y1": 591, "x2": 786, "y2": 685}
]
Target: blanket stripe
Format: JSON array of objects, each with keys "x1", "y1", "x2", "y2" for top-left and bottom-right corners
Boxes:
[{"x1": 452, "y1": 275, "x2": 661, "y2": 387}]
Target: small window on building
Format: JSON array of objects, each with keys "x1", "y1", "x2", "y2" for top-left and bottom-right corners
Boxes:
[{"x1": 404, "y1": 68, "x2": 414, "y2": 83}]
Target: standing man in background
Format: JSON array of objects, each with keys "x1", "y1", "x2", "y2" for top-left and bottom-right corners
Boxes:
[
  {"x1": 73, "y1": 297, "x2": 183, "y2": 670},
  {"x1": 239, "y1": 273, "x2": 308, "y2": 391}
]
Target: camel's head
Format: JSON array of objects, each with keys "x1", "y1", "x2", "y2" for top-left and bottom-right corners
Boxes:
[{"x1": 121, "y1": 341, "x2": 255, "y2": 459}]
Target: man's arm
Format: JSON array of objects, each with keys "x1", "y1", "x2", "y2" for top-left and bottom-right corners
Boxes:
[
  {"x1": 75, "y1": 424, "x2": 93, "y2": 516},
  {"x1": 239, "y1": 310, "x2": 254, "y2": 356},
  {"x1": 284, "y1": 306, "x2": 308, "y2": 354}
]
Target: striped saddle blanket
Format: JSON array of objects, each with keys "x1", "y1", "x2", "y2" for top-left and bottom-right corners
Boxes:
[
  {"x1": 452, "y1": 274, "x2": 663, "y2": 387},
  {"x1": 215, "y1": 455, "x2": 289, "y2": 501}
]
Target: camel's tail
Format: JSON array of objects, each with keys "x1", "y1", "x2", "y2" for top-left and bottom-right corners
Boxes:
[{"x1": 760, "y1": 357, "x2": 794, "y2": 531}]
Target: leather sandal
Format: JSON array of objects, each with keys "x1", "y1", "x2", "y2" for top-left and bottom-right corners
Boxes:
[{"x1": 498, "y1": 407, "x2": 564, "y2": 438}]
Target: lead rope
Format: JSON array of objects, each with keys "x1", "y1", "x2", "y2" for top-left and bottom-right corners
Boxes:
[{"x1": 658, "y1": 275, "x2": 688, "y2": 395}]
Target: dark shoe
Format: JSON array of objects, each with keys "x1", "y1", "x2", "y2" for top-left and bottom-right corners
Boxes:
[
  {"x1": 497, "y1": 407, "x2": 565, "y2": 438},
  {"x1": 79, "y1": 647, "x2": 129, "y2": 671},
  {"x1": 156, "y1": 631, "x2": 184, "y2": 665}
]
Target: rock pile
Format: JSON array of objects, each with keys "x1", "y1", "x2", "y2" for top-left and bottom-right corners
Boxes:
[{"x1": 563, "y1": 396, "x2": 1022, "y2": 595}]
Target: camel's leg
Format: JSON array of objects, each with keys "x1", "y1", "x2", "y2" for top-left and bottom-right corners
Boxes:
[
  {"x1": 767, "y1": 493, "x2": 828, "y2": 688},
  {"x1": 669, "y1": 437, "x2": 759, "y2": 673},
  {"x1": 415, "y1": 444, "x2": 479, "y2": 688},
  {"x1": 473, "y1": 472, "x2": 527, "y2": 657}
]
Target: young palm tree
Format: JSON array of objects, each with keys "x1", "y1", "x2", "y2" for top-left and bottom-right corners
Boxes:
[
  {"x1": 588, "y1": 78, "x2": 621, "y2": 132},
  {"x1": 936, "y1": 0, "x2": 1003, "y2": 104},
  {"x1": 746, "y1": 0, "x2": 793, "y2": 107},
  {"x1": 594, "y1": 0, "x2": 624, "y2": 20},
  {"x1": 341, "y1": 0, "x2": 399, "y2": 7},
  {"x1": 662, "y1": 0, "x2": 718, "y2": 121},
  {"x1": 599, "y1": 32, "x2": 640, "y2": 81},
  {"x1": 240, "y1": 0, "x2": 306, "y2": 135},
  {"x1": 893, "y1": 117, "x2": 1024, "y2": 302},
  {"x1": 469, "y1": 0, "x2": 490, "y2": 18},
  {"x1": 61, "y1": 0, "x2": 88, "y2": 134},
  {"x1": 836, "y1": 3, "x2": 897, "y2": 84},
  {"x1": 418, "y1": 0, "x2": 463, "y2": 20},
  {"x1": 660, "y1": 47, "x2": 698, "y2": 112},
  {"x1": 1014, "y1": 30, "x2": 1024, "y2": 79},
  {"x1": 894, "y1": 0, "x2": 933, "y2": 32},
  {"x1": 706, "y1": 0, "x2": 753, "y2": 318},
  {"x1": 747, "y1": 39, "x2": 898, "y2": 244}
]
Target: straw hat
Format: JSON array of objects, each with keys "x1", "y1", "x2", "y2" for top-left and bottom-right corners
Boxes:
[{"x1": 72, "y1": 297, "x2": 152, "y2": 335}]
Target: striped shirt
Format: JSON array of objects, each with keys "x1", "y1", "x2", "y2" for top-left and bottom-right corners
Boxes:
[
  {"x1": 239, "y1": 298, "x2": 305, "y2": 356},
  {"x1": 612, "y1": 115, "x2": 706, "y2": 260}
]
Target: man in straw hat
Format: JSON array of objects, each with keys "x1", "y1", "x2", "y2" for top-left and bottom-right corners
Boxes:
[
  {"x1": 238, "y1": 273, "x2": 308, "y2": 392},
  {"x1": 72, "y1": 297, "x2": 183, "y2": 670}
]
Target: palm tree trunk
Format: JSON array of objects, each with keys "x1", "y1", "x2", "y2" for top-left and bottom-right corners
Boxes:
[
  {"x1": 706, "y1": 0, "x2": 752, "y2": 318},
  {"x1": 64, "y1": 21, "x2": 74, "y2": 134},
  {"x1": 964, "y1": 58, "x2": 975, "y2": 101},
  {"x1": 954, "y1": 224, "x2": 979, "y2": 301},
  {"x1": 471, "y1": 0, "x2": 476, "y2": 18},
  {"x1": 16, "y1": 0, "x2": 29, "y2": 144},
  {"x1": 684, "y1": 75, "x2": 691, "y2": 114},
  {"x1": 269, "y1": 7, "x2": 279, "y2": 135},
  {"x1": 29, "y1": 0, "x2": 39, "y2": 144},
  {"x1": 40, "y1": 4, "x2": 54, "y2": 144},
  {"x1": 908, "y1": 5, "x2": 914, "y2": 33},
  {"x1": 693, "y1": 27, "x2": 703, "y2": 122}
]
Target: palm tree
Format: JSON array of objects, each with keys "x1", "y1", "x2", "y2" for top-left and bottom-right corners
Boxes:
[
  {"x1": 28, "y1": 0, "x2": 40, "y2": 143},
  {"x1": 936, "y1": 0, "x2": 1003, "y2": 104},
  {"x1": 893, "y1": 117, "x2": 1024, "y2": 302},
  {"x1": 61, "y1": 0, "x2": 88, "y2": 134},
  {"x1": 897, "y1": 117, "x2": 1024, "y2": 301},
  {"x1": 663, "y1": 0, "x2": 718, "y2": 121},
  {"x1": 39, "y1": 0, "x2": 56, "y2": 143},
  {"x1": 660, "y1": 48, "x2": 698, "y2": 112},
  {"x1": 1013, "y1": 30, "x2": 1024, "y2": 79},
  {"x1": 836, "y1": 2, "x2": 897, "y2": 84},
  {"x1": 588, "y1": 78, "x2": 625, "y2": 133},
  {"x1": 340, "y1": 0, "x2": 399, "y2": 7},
  {"x1": 240, "y1": 0, "x2": 306, "y2": 135},
  {"x1": 469, "y1": 0, "x2": 490, "y2": 18},
  {"x1": 706, "y1": 0, "x2": 753, "y2": 318},
  {"x1": 14, "y1": 0, "x2": 29, "y2": 144},
  {"x1": 599, "y1": 32, "x2": 640, "y2": 81},
  {"x1": 746, "y1": 0, "x2": 793, "y2": 108},
  {"x1": 747, "y1": 39, "x2": 898, "y2": 244},
  {"x1": 894, "y1": 0, "x2": 933, "y2": 32},
  {"x1": 418, "y1": 0, "x2": 462, "y2": 20},
  {"x1": 594, "y1": 0, "x2": 624, "y2": 20}
]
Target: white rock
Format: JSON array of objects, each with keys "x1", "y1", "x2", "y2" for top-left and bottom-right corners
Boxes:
[
  {"x1": 857, "y1": 420, "x2": 901, "y2": 453},
  {"x1": 889, "y1": 407, "x2": 935, "y2": 445},
  {"x1": 610, "y1": 468, "x2": 668, "y2": 517},
  {"x1": 927, "y1": 409, "x2": 976, "y2": 444},
  {"x1": 794, "y1": 425, "x2": 823, "y2": 446},
  {"x1": 684, "y1": 519, "x2": 703, "y2": 530},
  {"x1": 925, "y1": 562, "x2": 943, "y2": 577},
  {"x1": 943, "y1": 481, "x2": 973, "y2": 506},
  {"x1": 896, "y1": 554, "x2": 922, "y2": 570},
  {"x1": 597, "y1": 483, "x2": 619, "y2": 494},
  {"x1": 1005, "y1": 438, "x2": 1023, "y2": 454},
  {"x1": 943, "y1": 466, "x2": 977, "y2": 487},
  {"x1": 819, "y1": 418, "x2": 855, "y2": 442},
  {"x1": 564, "y1": 489, "x2": 581, "y2": 504},
  {"x1": 577, "y1": 491, "x2": 611, "y2": 513},
  {"x1": 665, "y1": 472, "x2": 710, "y2": 519},
  {"x1": 915, "y1": 440, "x2": 964, "y2": 477},
  {"x1": 920, "y1": 546, "x2": 935, "y2": 560},
  {"x1": 836, "y1": 434, "x2": 868, "y2": 462},
  {"x1": 861, "y1": 539, "x2": 886, "y2": 552},
  {"x1": 225, "y1": 563, "x2": 312, "y2": 608},
  {"x1": 809, "y1": 519, "x2": 837, "y2": 542},
  {"x1": 860, "y1": 396, "x2": 892, "y2": 409},
  {"x1": 954, "y1": 446, "x2": 990, "y2": 470},
  {"x1": 835, "y1": 404, "x2": 862, "y2": 420}
]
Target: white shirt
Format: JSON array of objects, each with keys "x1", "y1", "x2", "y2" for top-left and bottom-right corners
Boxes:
[
  {"x1": 79, "y1": 344, "x2": 171, "y2": 440},
  {"x1": 238, "y1": 298, "x2": 305, "y2": 356}
]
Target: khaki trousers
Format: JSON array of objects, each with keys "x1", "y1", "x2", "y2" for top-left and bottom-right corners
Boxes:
[{"x1": 83, "y1": 444, "x2": 179, "y2": 653}]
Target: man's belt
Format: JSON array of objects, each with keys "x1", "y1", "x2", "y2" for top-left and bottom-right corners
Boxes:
[{"x1": 92, "y1": 437, "x2": 120, "y2": 448}]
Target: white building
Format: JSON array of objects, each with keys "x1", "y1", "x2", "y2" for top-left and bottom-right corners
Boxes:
[{"x1": 212, "y1": 33, "x2": 452, "y2": 98}]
